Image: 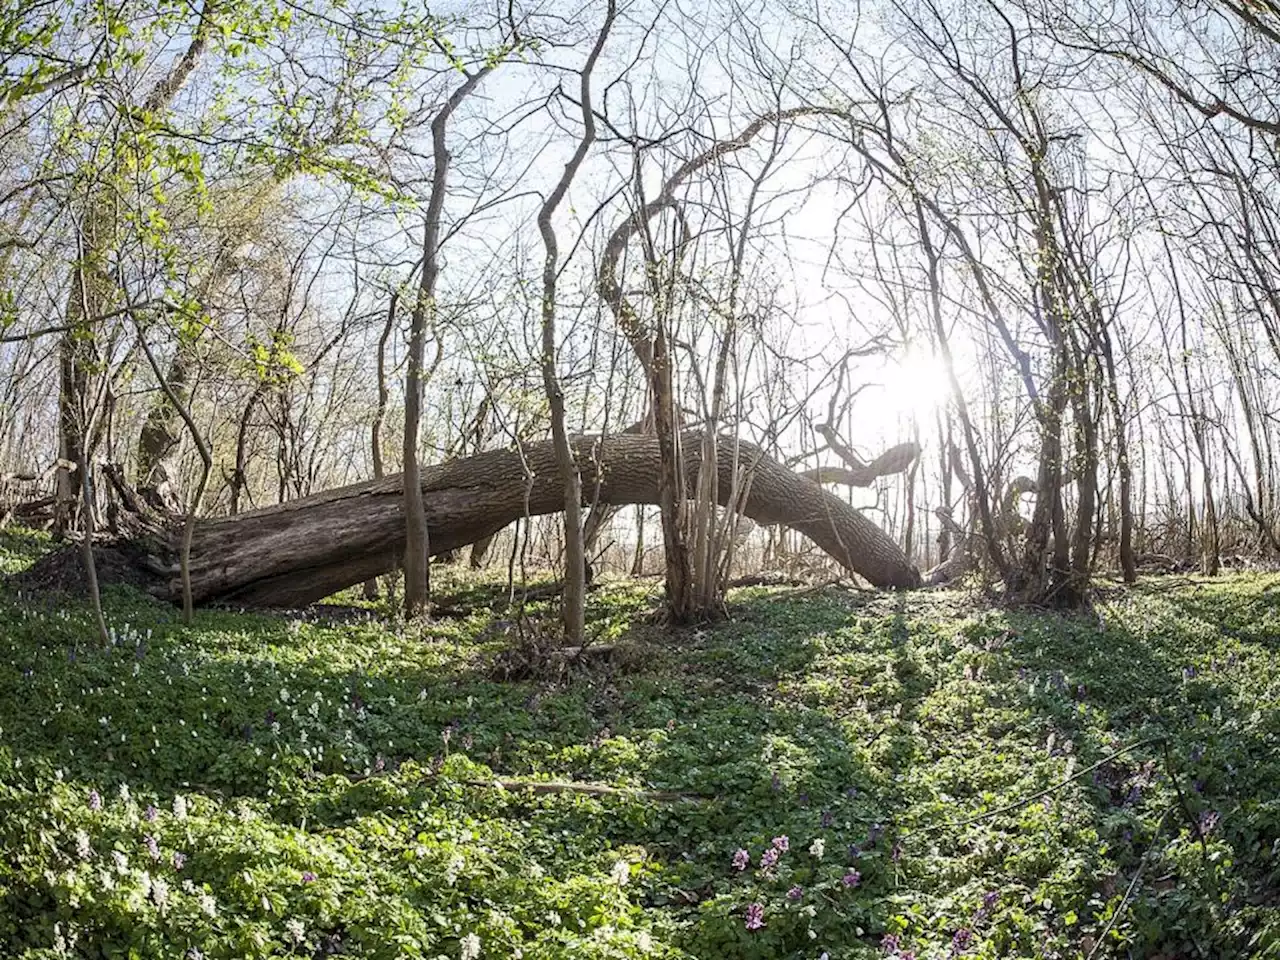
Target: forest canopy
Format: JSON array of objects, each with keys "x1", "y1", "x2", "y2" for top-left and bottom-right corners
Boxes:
[{"x1": 0, "y1": 0, "x2": 1277, "y2": 621}]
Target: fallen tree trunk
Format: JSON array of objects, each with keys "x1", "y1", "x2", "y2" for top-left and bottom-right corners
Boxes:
[{"x1": 16, "y1": 430, "x2": 921, "y2": 607}]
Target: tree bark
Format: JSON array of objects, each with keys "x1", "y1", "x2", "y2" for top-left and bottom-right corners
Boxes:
[
  {"x1": 535, "y1": 0, "x2": 613, "y2": 642},
  {"x1": 21, "y1": 431, "x2": 921, "y2": 608},
  {"x1": 403, "y1": 64, "x2": 497, "y2": 617}
]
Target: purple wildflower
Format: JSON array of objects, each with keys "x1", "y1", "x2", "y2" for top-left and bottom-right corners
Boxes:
[
  {"x1": 771, "y1": 835, "x2": 789, "y2": 852},
  {"x1": 842, "y1": 870, "x2": 861, "y2": 887},
  {"x1": 975, "y1": 890, "x2": 998, "y2": 920},
  {"x1": 88, "y1": 789, "x2": 102, "y2": 811},
  {"x1": 732, "y1": 848, "x2": 750, "y2": 871},
  {"x1": 821, "y1": 810, "x2": 834, "y2": 828},
  {"x1": 145, "y1": 804, "x2": 158, "y2": 822},
  {"x1": 891, "y1": 842, "x2": 902, "y2": 862},
  {"x1": 760, "y1": 847, "x2": 779, "y2": 869},
  {"x1": 744, "y1": 903, "x2": 765, "y2": 930},
  {"x1": 144, "y1": 835, "x2": 160, "y2": 861},
  {"x1": 1199, "y1": 810, "x2": 1220, "y2": 835},
  {"x1": 951, "y1": 927, "x2": 974, "y2": 955},
  {"x1": 173, "y1": 851, "x2": 187, "y2": 870},
  {"x1": 787, "y1": 885, "x2": 803, "y2": 900},
  {"x1": 301, "y1": 870, "x2": 317, "y2": 883},
  {"x1": 881, "y1": 934, "x2": 900, "y2": 953}
]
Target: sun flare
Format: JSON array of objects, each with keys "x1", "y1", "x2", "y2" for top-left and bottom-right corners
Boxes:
[{"x1": 879, "y1": 346, "x2": 952, "y2": 423}]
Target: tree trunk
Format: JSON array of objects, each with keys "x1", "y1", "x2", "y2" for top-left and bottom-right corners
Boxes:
[
  {"x1": 20, "y1": 431, "x2": 921, "y2": 608},
  {"x1": 363, "y1": 291, "x2": 397, "y2": 599}
]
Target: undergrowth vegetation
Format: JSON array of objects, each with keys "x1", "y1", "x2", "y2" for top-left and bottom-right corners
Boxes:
[{"x1": 1, "y1": 528, "x2": 1278, "y2": 958}]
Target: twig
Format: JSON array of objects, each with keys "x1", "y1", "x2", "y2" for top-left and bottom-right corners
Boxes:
[
  {"x1": 1086, "y1": 806, "x2": 1173, "y2": 960},
  {"x1": 900, "y1": 736, "x2": 1165, "y2": 840},
  {"x1": 1161, "y1": 738, "x2": 1209, "y2": 857},
  {"x1": 342, "y1": 766, "x2": 706, "y2": 802},
  {"x1": 459, "y1": 777, "x2": 704, "y2": 802}
]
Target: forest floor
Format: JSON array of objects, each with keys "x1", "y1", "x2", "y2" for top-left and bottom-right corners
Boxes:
[{"x1": 1, "y1": 528, "x2": 1278, "y2": 959}]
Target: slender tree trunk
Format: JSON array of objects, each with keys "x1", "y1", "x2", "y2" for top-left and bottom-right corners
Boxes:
[
  {"x1": 364, "y1": 291, "x2": 397, "y2": 599},
  {"x1": 76, "y1": 448, "x2": 109, "y2": 646},
  {"x1": 229, "y1": 387, "x2": 265, "y2": 516},
  {"x1": 403, "y1": 65, "x2": 497, "y2": 617},
  {"x1": 1099, "y1": 324, "x2": 1136, "y2": 582},
  {"x1": 536, "y1": 0, "x2": 613, "y2": 643}
]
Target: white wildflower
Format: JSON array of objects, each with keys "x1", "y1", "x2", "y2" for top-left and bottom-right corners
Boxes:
[
  {"x1": 445, "y1": 853, "x2": 465, "y2": 886},
  {"x1": 112, "y1": 850, "x2": 128, "y2": 873},
  {"x1": 610, "y1": 860, "x2": 630, "y2": 886},
  {"x1": 172, "y1": 794, "x2": 188, "y2": 819},
  {"x1": 637, "y1": 930, "x2": 653, "y2": 953},
  {"x1": 808, "y1": 838, "x2": 825, "y2": 860},
  {"x1": 150, "y1": 876, "x2": 170, "y2": 910},
  {"x1": 74, "y1": 829, "x2": 92, "y2": 861},
  {"x1": 460, "y1": 932, "x2": 481, "y2": 960},
  {"x1": 198, "y1": 891, "x2": 218, "y2": 917},
  {"x1": 285, "y1": 918, "x2": 306, "y2": 943}
]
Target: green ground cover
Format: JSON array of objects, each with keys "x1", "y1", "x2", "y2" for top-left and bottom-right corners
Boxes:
[{"x1": 1, "y1": 529, "x2": 1278, "y2": 958}]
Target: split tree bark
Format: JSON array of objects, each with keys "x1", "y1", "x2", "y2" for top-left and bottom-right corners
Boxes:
[{"x1": 20, "y1": 431, "x2": 921, "y2": 608}]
